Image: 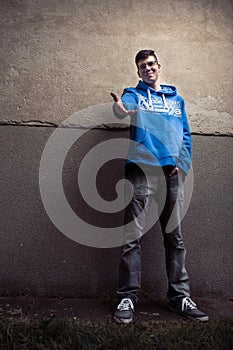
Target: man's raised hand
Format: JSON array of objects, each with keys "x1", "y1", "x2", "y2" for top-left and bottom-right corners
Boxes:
[{"x1": 111, "y1": 92, "x2": 137, "y2": 116}]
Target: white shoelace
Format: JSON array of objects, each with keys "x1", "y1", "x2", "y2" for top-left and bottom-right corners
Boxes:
[
  {"x1": 117, "y1": 298, "x2": 134, "y2": 311},
  {"x1": 182, "y1": 297, "x2": 197, "y2": 312}
]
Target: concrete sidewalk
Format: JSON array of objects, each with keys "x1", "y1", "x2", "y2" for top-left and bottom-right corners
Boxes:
[{"x1": 0, "y1": 295, "x2": 232, "y2": 323}]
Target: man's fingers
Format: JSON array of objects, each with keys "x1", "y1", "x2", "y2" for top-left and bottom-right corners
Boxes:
[
  {"x1": 128, "y1": 109, "x2": 138, "y2": 115},
  {"x1": 111, "y1": 92, "x2": 137, "y2": 115},
  {"x1": 110, "y1": 92, "x2": 120, "y2": 102},
  {"x1": 169, "y1": 167, "x2": 178, "y2": 177}
]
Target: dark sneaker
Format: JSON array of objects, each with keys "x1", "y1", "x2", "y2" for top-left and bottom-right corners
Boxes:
[
  {"x1": 169, "y1": 297, "x2": 209, "y2": 321},
  {"x1": 113, "y1": 298, "x2": 134, "y2": 324}
]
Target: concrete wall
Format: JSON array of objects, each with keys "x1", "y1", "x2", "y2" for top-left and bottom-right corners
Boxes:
[
  {"x1": 0, "y1": 0, "x2": 232, "y2": 298},
  {"x1": 1, "y1": 125, "x2": 232, "y2": 298}
]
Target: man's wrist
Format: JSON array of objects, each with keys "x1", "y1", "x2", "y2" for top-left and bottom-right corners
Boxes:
[{"x1": 113, "y1": 103, "x2": 126, "y2": 117}]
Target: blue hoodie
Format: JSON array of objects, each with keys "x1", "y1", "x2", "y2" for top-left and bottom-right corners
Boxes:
[{"x1": 115, "y1": 80, "x2": 192, "y2": 174}]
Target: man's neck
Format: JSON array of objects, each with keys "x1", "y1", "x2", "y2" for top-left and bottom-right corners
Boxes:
[{"x1": 146, "y1": 81, "x2": 161, "y2": 91}]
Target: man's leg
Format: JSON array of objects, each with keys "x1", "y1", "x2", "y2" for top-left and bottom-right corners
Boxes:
[
  {"x1": 159, "y1": 171, "x2": 190, "y2": 300},
  {"x1": 114, "y1": 168, "x2": 150, "y2": 323},
  {"x1": 159, "y1": 171, "x2": 209, "y2": 321},
  {"x1": 117, "y1": 238, "x2": 142, "y2": 304}
]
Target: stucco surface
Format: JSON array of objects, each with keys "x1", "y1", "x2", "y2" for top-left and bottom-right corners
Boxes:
[
  {"x1": 0, "y1": 1, "x2": 232, "y2": 298},
  {"x1": 0, "y1": 126, "x2": 232, "y2": 297},
  {"x1": 0, "y1": 0, "x2": 232, "y2": 134}
]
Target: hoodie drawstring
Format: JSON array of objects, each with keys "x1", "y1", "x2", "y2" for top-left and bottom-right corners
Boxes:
[
  {"x1": 147, "y1": 89, "x2": 153, "y2": 109},
  {"x1": 162, "y1": 93, "x2": 169, "y2": 109},
  {"x1": 147, "y1": 89, "x2": 169, "y2": 111}
]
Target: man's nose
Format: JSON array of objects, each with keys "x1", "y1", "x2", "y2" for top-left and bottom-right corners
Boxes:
[{"x1": 145, "y1": 63, "x2": 153, "y2": 71}]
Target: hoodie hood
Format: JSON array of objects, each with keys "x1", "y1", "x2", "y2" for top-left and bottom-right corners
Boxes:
[
  {"x1": 133, "y1": 80, "x2": 177, "y2": 111},
  {"x1": 136, "y1": 80, "x2": 177, "y2": 96}
]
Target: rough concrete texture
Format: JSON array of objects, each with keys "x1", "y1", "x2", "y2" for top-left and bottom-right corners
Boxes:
[
  {"x1": 0, "y1": 125, "x2": 232, "y2": 298},
  {"x1": 0, "y1": 1, "x2": 233, "y2": 298},
  {"x1": 0, "y1": 0, "x2": 232, "y2": 132}
]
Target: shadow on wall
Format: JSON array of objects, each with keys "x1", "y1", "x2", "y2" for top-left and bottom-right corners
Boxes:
[{"x1": 0, "y1": 102, "x2": 232, "y2": 297}]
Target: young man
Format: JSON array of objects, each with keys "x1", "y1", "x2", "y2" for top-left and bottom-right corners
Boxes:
[{"x1": 111, "y1": 49, "x2": 208, "y2": 323}]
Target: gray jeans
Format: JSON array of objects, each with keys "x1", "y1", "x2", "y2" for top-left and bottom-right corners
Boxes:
[{"x1": 117, "y1": 165, "x2": 190, "y2": 303}]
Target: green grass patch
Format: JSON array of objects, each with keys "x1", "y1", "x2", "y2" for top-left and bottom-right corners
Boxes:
[{"x1": 0, "y1": 318, "x2": 232, "y2": 350}]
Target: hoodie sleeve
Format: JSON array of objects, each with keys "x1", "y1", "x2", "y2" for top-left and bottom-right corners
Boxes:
[
  {"x1": 113, "y1": 88, "x2": 138, "y2": 119},
  {"x1": 176, "y1": 99, "x2": 192, "y2": 174}
]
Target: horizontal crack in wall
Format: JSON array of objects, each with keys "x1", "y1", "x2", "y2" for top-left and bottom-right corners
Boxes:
[
  {"x1": 0, "y1": 120, "x2": 57, "y2": 127},
  {"x1": 0, "y1": 120, "x2": 129, "y2": 130},
  {"x1": 0, "y1": 119, "x2": 232, "y2": 137}
]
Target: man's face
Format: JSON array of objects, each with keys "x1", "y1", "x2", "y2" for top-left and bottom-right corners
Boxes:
[{"x1": 137, "y1": 55, "x2": 161, "y2": 86}]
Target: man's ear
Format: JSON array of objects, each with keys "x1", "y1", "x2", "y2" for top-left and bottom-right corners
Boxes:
[
  {"x1": 137, "y1": 70, "x2": 141, "y2": 78},
  {"x1": 158, "y1": 63, "x2": 161, "y2": 70}
]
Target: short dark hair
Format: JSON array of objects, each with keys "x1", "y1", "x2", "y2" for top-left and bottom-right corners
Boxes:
[{"x1": 135, "y1": 50, "x2": 158, "y2": 67}]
